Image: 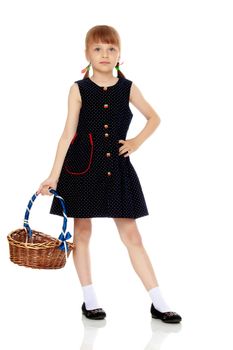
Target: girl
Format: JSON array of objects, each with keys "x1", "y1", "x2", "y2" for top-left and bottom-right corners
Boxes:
[{"x1": 37, "y1": 25, "x2": 182, "y2": 323}]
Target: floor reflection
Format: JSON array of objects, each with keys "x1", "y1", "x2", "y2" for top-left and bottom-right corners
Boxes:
[
  {"x1": 144, "y1": 319, "x2": 182, "y2": 349},
  {"x1": 80, "y1": 315, "x2": 107, "y2": 350},
  {"x1": 80, "y1": 315, "x2": 182, "y2": 349}
]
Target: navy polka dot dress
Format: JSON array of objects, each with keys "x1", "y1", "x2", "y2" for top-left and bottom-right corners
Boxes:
[{"x1": 50, "y1": 76, "x2": 149, "y2": 219}]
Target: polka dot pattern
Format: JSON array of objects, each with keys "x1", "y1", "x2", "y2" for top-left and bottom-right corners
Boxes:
[{"x1": 49, "y1": 77, "x2": 149, "y2": 219}]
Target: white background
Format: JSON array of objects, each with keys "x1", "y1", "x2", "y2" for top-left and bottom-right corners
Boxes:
[{"x1": 0, "y1": 0, "x2": 232, "y2": 349}]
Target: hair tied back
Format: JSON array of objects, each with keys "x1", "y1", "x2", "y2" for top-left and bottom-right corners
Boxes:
[
  {"x1": 81, "y1": 63, "x2": 91, "y2": 78},
  {"x1": 115, "y1": 61, "x2": 125, "y2": 78}
]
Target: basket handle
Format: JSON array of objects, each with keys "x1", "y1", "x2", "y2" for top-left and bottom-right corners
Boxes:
[{"x1": 23, "y1": 188, "x2": 72, "y2": 252}]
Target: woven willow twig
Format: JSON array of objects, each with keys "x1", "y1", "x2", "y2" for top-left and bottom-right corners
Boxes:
[
  {"x1": 7, "y1": 188, "x2": 75, "y2": 269},
  {"x1": 7, "y1": 228, "x2": 75, "y2": 269}
]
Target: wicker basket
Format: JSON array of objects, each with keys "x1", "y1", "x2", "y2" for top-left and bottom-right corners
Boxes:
[{"x1": 7, "y1": 188, "x2": 75, "y2": 269}]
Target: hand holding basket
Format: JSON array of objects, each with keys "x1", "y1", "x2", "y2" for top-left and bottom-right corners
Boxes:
[{"x1": 7, "y1": 188, "x2": 75, "y2": 269}]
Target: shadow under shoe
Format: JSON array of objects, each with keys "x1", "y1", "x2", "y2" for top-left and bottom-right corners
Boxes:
[
  {"x1": 82, "y1": 302, "x2": 106, "y2": 320},
  {"x1": 82, "y1": 314, "x2": 107, "y2": 328},
  {"x1": 150, "y1": 303, "x2": 182, "y2": 323}
]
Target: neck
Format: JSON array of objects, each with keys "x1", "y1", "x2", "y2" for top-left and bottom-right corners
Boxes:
[{"x1": 90, "y1": 71, "x2": 117, "y2": 83}]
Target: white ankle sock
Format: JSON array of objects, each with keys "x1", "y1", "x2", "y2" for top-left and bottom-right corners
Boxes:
[
  {"x1": 82, "y1": 284, "x2": 100, "y2": 310},
  {"x1": 148, "y1": 286, "x2": 171, "y2": 313}
]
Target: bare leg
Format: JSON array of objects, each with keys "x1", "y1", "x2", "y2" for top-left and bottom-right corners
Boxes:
[
  {"x1": 113, "y1": 218, "x2": 159, "y2": 291},
  {"x1": 73, "y1": 218, "x2": 93, "y2": 286}
]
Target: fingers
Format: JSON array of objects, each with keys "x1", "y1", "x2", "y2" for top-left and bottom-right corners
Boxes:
[
  {"x1": 41, "y1": 187, "x2": 50, "y2": 196},
  {"x1": 36, "y1": 185, "x2": 52, "y2": 196},
  {"x1": 123, "y1": 150, "x2": 132, "y2": 157},
  {"x1": 118, "y1": 140, "x2": 134, "y2": 157},
  {"x1": 48, "y1": 187, "x2": 53, "y2": 196},
  {"x1": 118, "y1": 140, "x2": 127, "y2": 155},
  {"x1": 119, "y1": 148, "x2": 133, "y2": 157},
  {"x1": 36, "y1": 185, "x2": 42, "y2": 195},
  {"x1": 118, "y1": 139, "x2": 125, "y2": 144}
]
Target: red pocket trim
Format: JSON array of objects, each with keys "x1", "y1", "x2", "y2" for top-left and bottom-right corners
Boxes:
[
  {"x1": 65, "y1": 133, "x2": 94, "y2": 175},
  {"x1": 71, "y1": 132, "x2": 78, "y2": 144}
]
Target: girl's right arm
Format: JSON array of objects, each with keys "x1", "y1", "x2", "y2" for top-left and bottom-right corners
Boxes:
[{"x1": 37, "y1": 82, "x2": 82, "y2": 195}]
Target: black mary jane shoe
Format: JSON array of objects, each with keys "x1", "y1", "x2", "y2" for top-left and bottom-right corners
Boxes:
[
  {"x1": 150, "y1": 303, "x2": 182, "y2": 323},
  {"x1": 81, "y1": 302, "x2": 106, "y2": 320}
]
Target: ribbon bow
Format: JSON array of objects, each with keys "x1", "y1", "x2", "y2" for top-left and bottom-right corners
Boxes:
[{"x1": 58, "y1": 232, "x2": 72, "y2": 251}]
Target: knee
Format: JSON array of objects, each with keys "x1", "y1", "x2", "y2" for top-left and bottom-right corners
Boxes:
[
  {"x1": 121, "y1": 231, "x2": 143, "y2": 247},
  {"x1": 114, "y1": 218, "x2": 143, "y2": 247},
  {"x1": 74, "y1": 218, "x2": 92, "y2": 243}
]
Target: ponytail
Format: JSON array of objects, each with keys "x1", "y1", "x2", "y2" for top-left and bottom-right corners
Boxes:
[
  {"x1": 81, "y1": 62, "x2": 91, "y2": 79},
  {"x1": 81, "y1": 61, "x2": 125, "y2": 79},
  {"x1": 115, "y1": 61, "x2": 125, "y2": 78}
]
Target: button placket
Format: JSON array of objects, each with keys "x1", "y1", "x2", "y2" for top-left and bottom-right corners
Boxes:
[
  {"x1": 104, "y1": 127, "x2": 112, "y2": 175},
  {"x1": 102, "y1": 98, "x2": 112, "y2": 176}
]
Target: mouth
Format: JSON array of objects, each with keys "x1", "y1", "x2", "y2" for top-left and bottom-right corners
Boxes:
[{"x1": 100, "y1": 62, "x2": 110, "y2": 64}]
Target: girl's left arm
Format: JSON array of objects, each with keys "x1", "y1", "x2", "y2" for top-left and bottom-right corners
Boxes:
[{"x1": 119, "y1": 83, "x2": 161, "y2": 157}]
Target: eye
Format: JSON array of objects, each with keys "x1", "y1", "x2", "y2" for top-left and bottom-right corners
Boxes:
[
  {"x1": 94, "y1": 47, "x2": 101, "y2": 51},
  {"x1": 109, "y1": 47, "x2": 116, "y2": 51}
]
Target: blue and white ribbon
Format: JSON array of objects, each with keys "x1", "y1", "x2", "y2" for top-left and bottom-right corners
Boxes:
[
  {"x1": 23, "y1": 188, "x2": 72, "y2": 261},
  {"x1": 58, "y1": 232, "x2": 72, "y2": 251}
]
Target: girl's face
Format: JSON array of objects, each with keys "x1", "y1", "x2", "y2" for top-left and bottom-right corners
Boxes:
[{"x1": 85, "y1": 41, "x2": 120, "y2": 74}]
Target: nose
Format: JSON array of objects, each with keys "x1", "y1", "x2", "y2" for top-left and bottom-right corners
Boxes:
[{"x1": 102, "y1": 49, "x2": 109, "y2": 58}]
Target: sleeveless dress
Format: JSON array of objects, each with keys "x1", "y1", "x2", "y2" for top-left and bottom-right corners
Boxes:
[{"x1": 49, "y1": 76, "x2": 149, "y2": 219}]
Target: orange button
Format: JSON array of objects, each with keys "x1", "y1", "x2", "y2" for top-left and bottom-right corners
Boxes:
[
  {"x1": 104, "y1": 124, "x2": 109, "y2": 129},
  {"x1": 104, "y1": 133, "x2": 109, "y2": 137},
  {"x1": 107, "y1": 172, "x2": 112, "y2": 176},
  {"x1": 106, "y1": 152, "x2": 111, "y2": 157}
]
